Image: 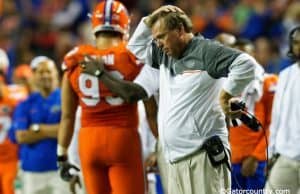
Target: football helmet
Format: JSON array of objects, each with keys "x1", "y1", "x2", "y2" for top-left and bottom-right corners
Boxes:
[{"x1": 91, "y1": 0, "x2": 130, "y2": 37}]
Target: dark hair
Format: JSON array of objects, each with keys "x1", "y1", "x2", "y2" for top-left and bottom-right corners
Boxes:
[
  {"x1": 148, "y1": 12, "x2": 193, "y2": 33},
  {"x1": 287, "y1": 26, "x2": 300, "y2": 59}
]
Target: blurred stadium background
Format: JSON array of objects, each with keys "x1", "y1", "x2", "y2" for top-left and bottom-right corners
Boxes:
[
  {"x1": 1, "y1": 0, "x2": 300, "y2": 82},
  {"x1": 1, "y1": 0, "x2": 300, "y2": 193}
]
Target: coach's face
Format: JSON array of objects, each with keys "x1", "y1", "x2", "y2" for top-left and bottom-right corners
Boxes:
[
  {"x1": 152, "y1": 18, "x2": 184, "y2": 58},
  {"x1": 34, "y1": 61, "x2": 58, "y2": 91}
]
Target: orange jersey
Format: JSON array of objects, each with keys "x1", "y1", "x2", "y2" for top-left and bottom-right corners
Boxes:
[
  {"x1": 0, "y1": 84, "x2": 28, "y2": 162},
  {"x1": 230, "y1": 74, "x2": 278, "y2": 163},
  {"x1": 63, "y1": 43, "x2": 143, "y2": 129}
]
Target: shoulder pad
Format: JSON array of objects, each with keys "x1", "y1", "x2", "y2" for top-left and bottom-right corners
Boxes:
[{"x1": 62, "y1": 45, "x2": 96, "y2": 71}]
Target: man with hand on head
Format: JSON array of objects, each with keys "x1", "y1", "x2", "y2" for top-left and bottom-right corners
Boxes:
[{"x1": 80, "y1": 5, "x2": 258, "y2": 194}]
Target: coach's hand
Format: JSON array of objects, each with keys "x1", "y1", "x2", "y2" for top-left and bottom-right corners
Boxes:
[
  {"x1": 80, "y1": 55, "x2": 105, "y2": 77},
  {"x1": 219, "y1": 89, "x2": 242, "y2": 119},
  {"x1": 145, "y1": 5, "x2": 184, "y2": 27}
]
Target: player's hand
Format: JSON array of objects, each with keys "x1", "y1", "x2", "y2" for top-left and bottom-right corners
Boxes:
[
  {"x1": 241, "y1": 156, "x2": 258, "y2": 177},
  {"x1": 219, "y1": 90, "x2": 242, "y2": 119},
  {"x1": 58, "y1": 156, "x2": 80, "y2": 182},
  {"x1": 69, "y1": 174, "x2": 82, "y2": 194},
  {"x1": 144, "y1": 5, "x2": 184, "y2": 27},
  {"x1": 80, "y1": 55, "x2": 105, "y2": 77}
]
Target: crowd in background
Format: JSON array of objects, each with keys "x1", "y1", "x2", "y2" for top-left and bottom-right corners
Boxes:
[
  {"x1": 1, "y1": 1, "x2": 300, "y2": 194},
  {"x1": 1, "y1": 0, "x2": 300, "y2": 82}
]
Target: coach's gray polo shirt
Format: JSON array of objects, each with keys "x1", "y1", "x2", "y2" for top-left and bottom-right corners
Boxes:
[{"x1": 129, "y1": 19, "x2": 256, "y2": 163}]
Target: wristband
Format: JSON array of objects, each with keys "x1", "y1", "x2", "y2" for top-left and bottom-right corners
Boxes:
[
  {"x1": 57, "y1": 144, "x2": 67, "y2": 157},
  {"x1": 57, "y1": 155, "x2": 68, "y2": 162}
]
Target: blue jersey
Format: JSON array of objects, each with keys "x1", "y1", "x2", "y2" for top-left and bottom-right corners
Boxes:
[{"x1": 11, "y1": 88, "x2": 61, "y2": 172}]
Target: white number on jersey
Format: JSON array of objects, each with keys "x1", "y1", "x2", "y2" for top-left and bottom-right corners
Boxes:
[
  {"x1": 79, "y1": 73, "x2": 100, "y2": 106},
  {"x1": 78, "y1": 71, "x2": 125, "y2": 106}
]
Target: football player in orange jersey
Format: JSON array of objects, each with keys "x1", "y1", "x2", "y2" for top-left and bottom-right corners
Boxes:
[
  {"x1": 230, "y1": 39, "x2": 278, "y2": 190},
  {"x1": 0, "y1": 49, "x2": 28, "y2": 194},
  {"x1": 57, "y1": 1, "x2": 145, "y2": 194}
]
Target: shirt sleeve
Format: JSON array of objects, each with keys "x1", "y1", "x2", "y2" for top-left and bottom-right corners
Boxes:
[
  {"x1": 222, "y1": 53, "x2": 257, "y2": 96},
  {"x1": 199, "y1": 40, "x2": 255, "y2": 96},
  {"x1": 134, "y1": 64, "x2": 159, "y2": 98},
  {"x1": 128, "y1": 18, "x2": 159, "y2": 97},
  {"x1": 127, "y1": 17, "x2": 152, "y2": 63},
  {"x1": 127, "y1": 17, "x2": 162, "y2": 71}
]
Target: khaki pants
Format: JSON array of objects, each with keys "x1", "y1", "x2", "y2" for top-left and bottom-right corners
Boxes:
[
  {"x1": 156, "y1": 140, "x2": 169, "y2": 194},
  {"x1": 168, "y1": 150, "x2": 231, "y2": 194},
  {"x1": 265, "y1": 155, "x2": 300, "y2": 194},
  {"x1": 22, "y1": 171, "x2": 72, "y2": 194},
  {"x1": 148, "y1": 179, "x2": 157, "y2": 194}
]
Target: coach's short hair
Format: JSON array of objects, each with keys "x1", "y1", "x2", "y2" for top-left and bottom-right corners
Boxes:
[{"x1": 148, "y1": 11, "x2": 193, "y2": 33}]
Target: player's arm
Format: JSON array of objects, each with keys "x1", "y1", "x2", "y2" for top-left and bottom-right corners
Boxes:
[
  {"x1": 57, "y1": 73, "x2": 78, "y2": 156},
  {"x1": 80, "y1": 56, "x2": 149, "y2": 103},
  {"x1": 99, "y1": 71, "x2": 148, "y2": 103},
  {"x1": 143, "y1": 96, "x2": 158, "y2": 138},
  {"x1": 56, "y1": 73, "x2": 81, "y2": 183},
  {"x1": 80, "y1": 11, "x2": 163, "y2": 102}
]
